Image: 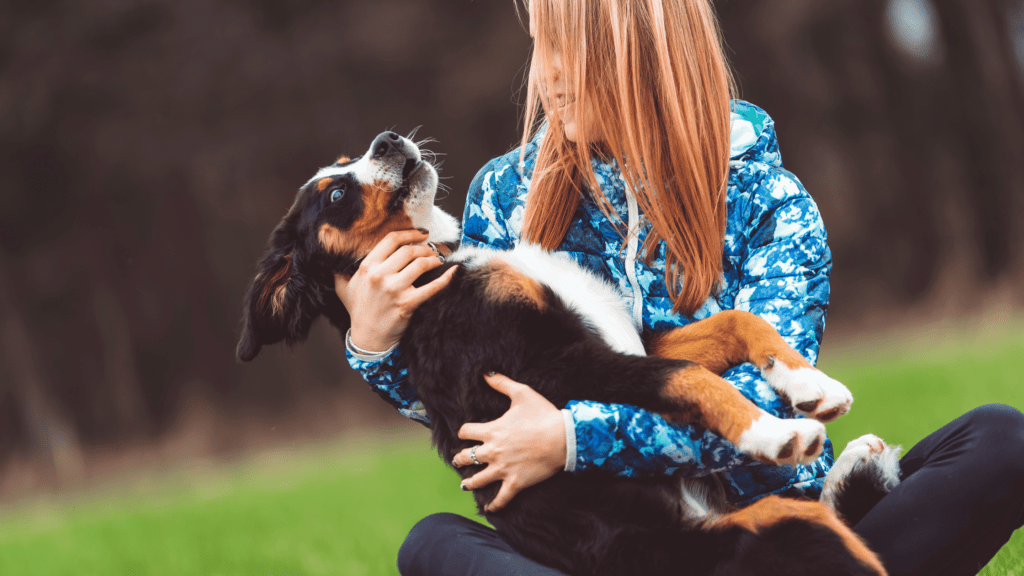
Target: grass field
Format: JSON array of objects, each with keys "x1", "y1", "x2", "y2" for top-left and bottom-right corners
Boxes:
[{"x1": 0, "y1": 325, "x2": 1021, "y2": 575}]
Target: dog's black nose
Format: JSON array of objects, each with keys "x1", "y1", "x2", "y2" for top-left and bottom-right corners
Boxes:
[{"x1": 371, "y1": 131, "x2": 406, "y2": 160}]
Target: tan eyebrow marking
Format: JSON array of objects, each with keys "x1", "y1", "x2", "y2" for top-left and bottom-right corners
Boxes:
[
  {"x1": 317, "y1": 177, "x2": 332, "y2": 192},
  {"x1": 336, "y1": 156, "x2": 351, "y2": 164}
]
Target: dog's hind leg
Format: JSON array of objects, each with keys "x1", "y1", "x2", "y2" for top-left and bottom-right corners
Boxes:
[
  {"x1": 551, "y1": 350, "x2": 827, "y2": 466},
  {"x1": 648, "y1": 310, "x2": 853, "y2": 422},
  {"x1": 821, "y1": 434, "x2": 902, "y2": 525},
  {"x1": 706, "y1": 496, "x2": 888, "y2": 576},
  {"x1": 651, "y1": 362, "x2": 827, "y2": 466},
  {"x1": 563, "y1": 499, "x2": 886, "y2": 576}
]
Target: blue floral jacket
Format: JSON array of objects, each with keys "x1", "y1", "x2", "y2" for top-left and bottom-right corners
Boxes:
[{"x1": 348, "y1": 101, "x2": 835, "y2": 505}]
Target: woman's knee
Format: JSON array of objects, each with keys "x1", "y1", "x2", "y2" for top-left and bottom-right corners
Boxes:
[
  {"x1": 398, "y1": 513, "x2": 466, "y2": 575},
  {"x1": 964, "y1": 404, "x2": 1024, "y2": 438},
  {"x1": 964, "y1": 404, "x2": 1024, "y2": 479}
]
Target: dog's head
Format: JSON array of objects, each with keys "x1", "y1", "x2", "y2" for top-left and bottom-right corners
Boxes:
[{"x1": 236, "y1": 131, "x2": 460, "y2": 361}]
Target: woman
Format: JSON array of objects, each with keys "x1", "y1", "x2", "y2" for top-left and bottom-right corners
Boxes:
[{"x1": 334, "y1": 0, "x2": 1024, "y2": 574}]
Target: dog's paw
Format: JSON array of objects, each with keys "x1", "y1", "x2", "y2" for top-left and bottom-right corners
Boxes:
[
  {"x1": 844, "y1": 434, "x2": 887, "y2": 456},
  {"x1": 763, "y1": 363, "x2": 853, "y2": 422},
  {"x1": 820, "y1": 434, "x2": 902, "y2": 511},
  {"x1": 737, "y1": 415, "x2": 827, "y2": 466}
]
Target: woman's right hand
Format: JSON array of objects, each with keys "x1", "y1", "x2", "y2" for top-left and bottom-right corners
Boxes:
[{"x1": 334, "y1": 229, "x2": 457, "y2": 353}]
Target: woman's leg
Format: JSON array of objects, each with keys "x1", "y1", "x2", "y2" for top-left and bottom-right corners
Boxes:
[
  {"x1": 853, "y1": 404, "x2": 1024, "y2": 576},
  {"x1": 397, "y1": 513, "x2": 569, "y2": 576}
]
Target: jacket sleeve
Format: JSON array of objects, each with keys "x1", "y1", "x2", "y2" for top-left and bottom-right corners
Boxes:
[
  {"x1": 721, "y1": 165, "x2": 832, "y2": 418},
  {"x1": 344, "y1": 157, "x2": 514, "y2": 425},
  {"x1": 346, "y1": 346, "x2": 428, "y2": 424},
  {"x1": 567, "y1": 166, "x2": 834, "y2": 481}
]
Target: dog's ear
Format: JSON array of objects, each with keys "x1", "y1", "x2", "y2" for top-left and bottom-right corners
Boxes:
[
  {"x1": 237, "y1": 247, "x2": 291, "y2": 362},
  {"x1": 237, "y1": 225, "x2": 324, "y2": 361}
]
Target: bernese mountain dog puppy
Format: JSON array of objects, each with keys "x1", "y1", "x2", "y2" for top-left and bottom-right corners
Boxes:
[{"x1": 237, "y1": 131, "x2": 900, "y2": 576}]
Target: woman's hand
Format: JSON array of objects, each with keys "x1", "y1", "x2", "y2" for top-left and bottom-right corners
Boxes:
[
  {"x1": 452, "y1": 373, "x2": 567, "y2": 512},
  {"x1": 334, "y1": 229, "x2": 456, "y2": 352}
]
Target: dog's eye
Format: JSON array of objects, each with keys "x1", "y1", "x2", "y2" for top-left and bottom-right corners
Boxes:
[{"x1": 330, "y1": 188, "x2": 344, "y2": 202}]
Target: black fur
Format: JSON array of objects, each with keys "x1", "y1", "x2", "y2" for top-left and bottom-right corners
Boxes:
[
  {"x1": 831, "y1": 464, "x2": 895, "y2": 526},
  {"x1": 236, "y1": 138, "x2": 887, "y2": 576}
]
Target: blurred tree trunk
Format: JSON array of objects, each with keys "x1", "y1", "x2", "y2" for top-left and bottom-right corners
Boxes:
[
  {"x1": 931, "y1": 0, "x2": 1024, "y2": 277},
  {"x1": 85, "y1": 245, "x2": 147, "y2": 435},
  {"x1": 0, "y1": 257, "x2": 84, "y2": 482},
  {"x1": 717, "y1": 0, "x2": 1024, "y2": 309}
]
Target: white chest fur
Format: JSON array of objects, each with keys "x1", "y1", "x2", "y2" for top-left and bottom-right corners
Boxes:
[{"x1": 451, "y1": 245, "x2": 646, "y2": 357}]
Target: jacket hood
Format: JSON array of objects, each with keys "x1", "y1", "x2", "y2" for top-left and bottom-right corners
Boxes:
[{"x1": 729, "y1": 100, "x2": 782, "y2": 168}]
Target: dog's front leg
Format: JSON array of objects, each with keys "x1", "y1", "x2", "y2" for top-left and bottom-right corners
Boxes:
[{"x1": 649, "y1": 310, "x2": 854, "y2": 422}]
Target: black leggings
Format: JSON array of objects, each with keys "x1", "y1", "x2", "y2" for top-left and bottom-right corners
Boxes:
[{"x1": 397, "y1": 404, "x2": 1024, "y2": 576}]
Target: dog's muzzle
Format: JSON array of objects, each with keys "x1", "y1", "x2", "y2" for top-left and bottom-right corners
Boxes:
[
  {"x1": 370, "y1": 131, "x2": 411, "y2": 160},
  {"x1": 372, "y1": 130, "x2": 423, "y2": 184}
]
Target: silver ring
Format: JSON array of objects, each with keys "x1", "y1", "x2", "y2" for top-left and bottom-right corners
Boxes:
[
  {"x1": 428, "y1": 242, "x2": 445, "y2": 263},
  {"x1": 470, "y1": 445, "x2": 481, "y2": 466}
]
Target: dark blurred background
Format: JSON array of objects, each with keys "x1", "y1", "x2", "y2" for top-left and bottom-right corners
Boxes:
[{"x1": 0, "y1": 0, "x2": 1021, "y2": 496}]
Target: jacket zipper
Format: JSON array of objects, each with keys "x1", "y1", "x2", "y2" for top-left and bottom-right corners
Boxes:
[{"x1": 624, "y1": 187, "x2": 643, "y2": 331}]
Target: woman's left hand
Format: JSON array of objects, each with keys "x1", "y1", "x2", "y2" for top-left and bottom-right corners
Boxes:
[{"x1": 452, "y1": 373, "x2": 567, "y2": 512}]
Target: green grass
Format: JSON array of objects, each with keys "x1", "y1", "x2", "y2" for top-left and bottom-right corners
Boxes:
[
  {"x1": 0, "y1": 437, "x2": 476, "y2": 576},
  {"x1": 818, "y1": 326, "x2": 1024, "y2": 575},
  {"x1": 0, "y1": 326, "x2": 1021, "y2": 575}
]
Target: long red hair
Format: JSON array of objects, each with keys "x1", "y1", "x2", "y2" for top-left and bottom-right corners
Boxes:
[{"x1": 519, "y1": 0, "x2": 736, "y2": 315}]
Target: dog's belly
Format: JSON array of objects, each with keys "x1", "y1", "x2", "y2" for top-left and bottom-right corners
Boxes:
[{"x1": 451, "y1": 244, "x2": 646, "y2": 356}]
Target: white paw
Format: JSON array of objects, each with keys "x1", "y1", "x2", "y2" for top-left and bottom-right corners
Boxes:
[
  {"x1": 763, "y1": 364, "x2": 854, "y2": 422},
  {"x1": 845, "y1": 433, "x2": 887, "y2": 455},
  {"x1": 829, "y1": 434, "x2": 885, "y2": 479},
  {"x1": 821, "y1": 434, "x2": 902, "y2": 510},
  {"x1": 737, "y1": 415, "x2": 827, "y2": 466}
]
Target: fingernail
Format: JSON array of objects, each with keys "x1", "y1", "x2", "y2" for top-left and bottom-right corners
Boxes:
[
  {"x1": 416, "y1": 228, "x2": 429, "y2": 234},
  {"x1": 486, "y1": 371, "x2": 496, "y2": 377},
  {"x1": 461, "y1": 483, "x2": 469, "y2": 491}
]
